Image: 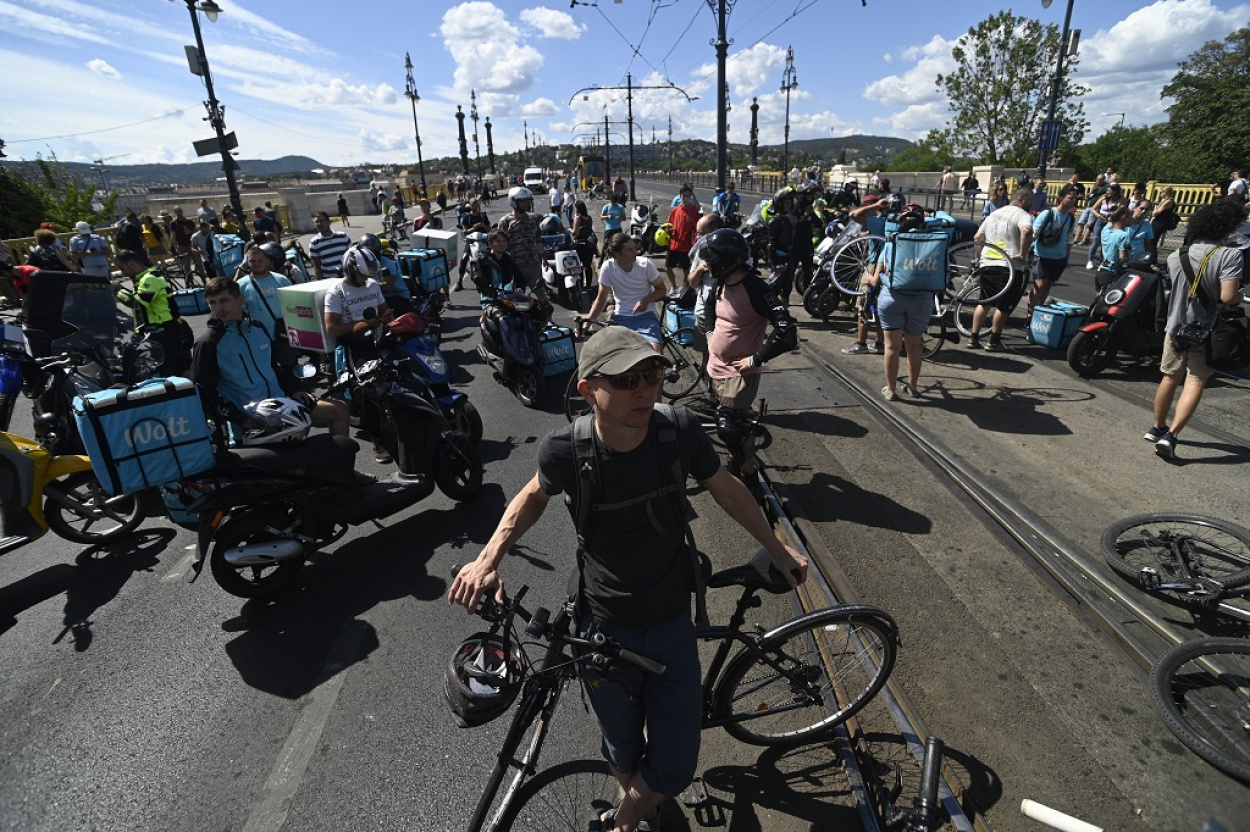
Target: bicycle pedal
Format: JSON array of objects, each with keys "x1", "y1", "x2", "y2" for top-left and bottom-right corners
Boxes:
[{"x1": 680, "y1": 776, "x2": 710, "y2": 808}]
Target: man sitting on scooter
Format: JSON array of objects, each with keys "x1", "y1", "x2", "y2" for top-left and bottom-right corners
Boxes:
[{"x1": 191, "y1": 277, "x2": 348, "y2": 444}]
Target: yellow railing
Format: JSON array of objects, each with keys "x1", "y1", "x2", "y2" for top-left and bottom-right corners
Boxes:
[
  {"x1": 4, "y1": 227, "x2": 122, "y2": 270},
  {"x1": 1044, "y1": 181, "x2": 1217, "y2": 218}
]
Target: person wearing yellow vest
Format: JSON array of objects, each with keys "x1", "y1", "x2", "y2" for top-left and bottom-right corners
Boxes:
[{"x1": 115, "y1": 249, "x2": 191, "y2": 376}]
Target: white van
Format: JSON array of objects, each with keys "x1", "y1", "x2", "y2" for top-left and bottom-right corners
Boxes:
[{"x1": 523, "y1": 167, "x2": 545, "y2": 191}]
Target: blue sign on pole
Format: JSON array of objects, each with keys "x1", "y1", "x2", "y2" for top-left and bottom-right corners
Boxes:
[{"x1": 1040, "y1": 119, "x2": 1063, "y2": 152}]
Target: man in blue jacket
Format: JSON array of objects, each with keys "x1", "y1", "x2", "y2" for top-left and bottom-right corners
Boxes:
[{"x1": 190, "y1": 277, "x2": 347, "y2": 440}]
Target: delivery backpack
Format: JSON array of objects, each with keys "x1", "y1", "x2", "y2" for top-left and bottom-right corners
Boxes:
[
  {"x1": 569, "y1": 404, "x2": 710, "y2": 627},
  {"x1": 885, "y1": 231, "x2": 949, "y2": 293}
]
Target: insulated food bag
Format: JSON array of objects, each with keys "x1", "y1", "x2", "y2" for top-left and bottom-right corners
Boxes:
[
  {"x1": 539, "y1": 326, "x2": 576, "y2": 376},
  {"x1": 72, "y1": 377, "x2": 216, "y2": 494}
]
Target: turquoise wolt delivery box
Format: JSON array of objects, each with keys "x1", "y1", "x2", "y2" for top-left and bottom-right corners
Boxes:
[
  {"x1": 540, "y1": 325, "x2": 576, "y2": 376},
  {"x1": 1027, "y1": 301, "x2": 1088, "y2": 349},
  {"x1": 72, "y1": 377, "x2": 216, "y2": 495}
]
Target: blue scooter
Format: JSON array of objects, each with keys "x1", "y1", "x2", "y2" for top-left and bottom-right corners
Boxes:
[{"x1": 390, "y1": 324, "x2": 483, "y2": 445}]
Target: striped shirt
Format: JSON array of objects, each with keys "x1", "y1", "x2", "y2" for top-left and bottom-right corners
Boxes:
[{"x1": 309, "y1": 231, "x2": 351, "y2": 280}]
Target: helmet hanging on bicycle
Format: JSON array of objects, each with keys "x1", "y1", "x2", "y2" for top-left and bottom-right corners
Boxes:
[
  {"x1": 700, "y1": 229, "x2": 752, "y2": 282},
  {"x1": 239, "y1": 397, "x2": 312, "y2": 446},
  {"x1": 443, "y1": 631, "x2": 524, "y2": 728}
]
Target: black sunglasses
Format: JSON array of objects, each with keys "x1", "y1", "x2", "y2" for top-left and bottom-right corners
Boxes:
[{"x1": 594, "y1": 365, "x2": 666, "y2": 390}]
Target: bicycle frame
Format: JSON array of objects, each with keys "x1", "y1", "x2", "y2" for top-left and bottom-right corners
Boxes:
[{"x1": 1138, "y1": 540, "x2": 1250, "y2": 623}]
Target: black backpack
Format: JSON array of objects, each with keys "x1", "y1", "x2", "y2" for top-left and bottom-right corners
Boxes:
[
  {"x1": 1038, "y1": 209, "x2": 1069, "y2": 247},
  {"x1": 26, "y1": 245, "x2": 63, "y2": 271}
]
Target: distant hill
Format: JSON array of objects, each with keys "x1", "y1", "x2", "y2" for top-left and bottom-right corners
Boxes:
[
  {"x1": 782, "y1": 135, "x2": 914, "y2": 165},
  {"x1": 0, "y1": 155, "x2": 325, "y2": 188}
]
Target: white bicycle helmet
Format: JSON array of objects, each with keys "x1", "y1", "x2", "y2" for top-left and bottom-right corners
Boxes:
[
  {"x1": 342, "y1": 247, "x2": 381, "y2": 282},
  {"x1": 508, "y1": 187, "x2": 534, "y2": 211},
  {"x1": 240, "y1": 397, "x2": 312, "y2": 446}
]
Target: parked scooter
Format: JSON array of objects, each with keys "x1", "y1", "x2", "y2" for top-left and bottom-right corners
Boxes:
[
  {"x1": 630, "y1": 203, "x2": 664, "y2": 255},
  {"x1": 1067, "y1": 262, "x2": 1169, "y2": 377},
  {"x1": 386, "y1": 313, "x2": 483, "y2": 445},
  {"x1": 477, "y1": 286, "x2": 552, "y2": 407},
  {"x1": 182, "y1": 341, "x2": 483, "y2": 598}
]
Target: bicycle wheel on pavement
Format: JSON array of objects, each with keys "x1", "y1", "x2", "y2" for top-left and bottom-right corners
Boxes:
[
  {"x1": 829, "y1": 235, "x2": 886, "y2": 296},
  {"x1": 497, "y1": 759, "x2": 622, "y2": 831},
  {"x1": 713, "y1": 605, "x2": 897, "y2": 747},
  {"x1": 1101, "y1": 513, "x2": 1250, "y2": 589},
  {"x1": 947, "y1": 241, "x2": 1014, "y2": 304},
  {"x1": 660, "y1": 329, "x2": 704, "y2": 401},
  {"x1": 1151, "y1": 637, "x2": 1250, "y2": 785}
]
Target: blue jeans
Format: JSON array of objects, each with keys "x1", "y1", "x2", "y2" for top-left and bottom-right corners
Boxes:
[{"x1": 577, "y1": 612, "x2": 702, "y2": 797}]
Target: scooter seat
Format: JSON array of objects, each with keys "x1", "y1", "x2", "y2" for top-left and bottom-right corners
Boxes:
[{"x1": 229, "y1": 434, "x2": 359, "y2": 473}]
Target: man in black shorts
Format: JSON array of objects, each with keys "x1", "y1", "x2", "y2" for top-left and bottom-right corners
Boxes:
[
  {"x1": 664, "y1": 184, "x2": 700, "y2": 295},
  {"x1": 970, "y1": 187, "x2": 1034, "y2": 351},
  {"x1": 449, "y1": 327, "x2": 807, "y2": 832}
]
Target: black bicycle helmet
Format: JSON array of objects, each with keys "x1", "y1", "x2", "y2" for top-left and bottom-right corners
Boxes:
[
  {"x1": 700, "y1": 228, "x2": 752, "y2": 281},
  {"x1": 772, "y1": 186, "x2": 796, "y2": 209},
  {"x1": 259, "y1": 241, "x2": 287, "y2": 270},
  {"x1": 796, "y1": 181, "x2": 821, "y2": 201},
  {"x1": 357, "y1": 233, "x2": 383, "y2": 256},
  {"x1": 443, "y1": 632, "x2": 524, "y2": 728},
  {"x1": 896, "y1": 206, "x2": 926, "y2": 234}
]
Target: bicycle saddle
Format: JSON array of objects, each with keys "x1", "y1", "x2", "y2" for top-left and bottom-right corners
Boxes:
[{"x1": 707, "y1": 549, "x2": 795, "y2": 595}]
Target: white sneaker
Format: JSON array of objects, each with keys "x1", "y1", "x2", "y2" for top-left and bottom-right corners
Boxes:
[{"x1": 1085, "y1": 260, "x2": 1095, "y2": 270}]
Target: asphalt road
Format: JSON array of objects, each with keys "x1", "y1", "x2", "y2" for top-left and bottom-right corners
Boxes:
[{"x1": 2, "y1": 195, "x2": 1248, "y2": 831}]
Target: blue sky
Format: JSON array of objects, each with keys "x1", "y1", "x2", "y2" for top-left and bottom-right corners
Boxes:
[{"x1": 1, "y1": 0, "x2": 1246, "y2": 171}]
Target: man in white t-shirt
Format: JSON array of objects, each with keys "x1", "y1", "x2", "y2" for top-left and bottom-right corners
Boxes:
[
  {"x1": 1228, "y1": 169, "x2": 1248, "y2": 202},
  {"x1": 324, "y1": 248, "x2": 394, "y2": 463},
  {"x1": 969, "y1": 187, "x2": 1034, "y2": 351},
  {"x1": 549, "y1": 183, "x2": 565, "y2": 215}
]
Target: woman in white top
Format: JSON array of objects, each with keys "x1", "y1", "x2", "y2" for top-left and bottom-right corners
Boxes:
[{"x1": 583, "y1": 232, "x2": 667, "y2": 347}]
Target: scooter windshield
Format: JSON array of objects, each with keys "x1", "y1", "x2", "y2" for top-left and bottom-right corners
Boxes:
[{"x1": 51, "y1": 282, "x2": 122, "y2": 357}]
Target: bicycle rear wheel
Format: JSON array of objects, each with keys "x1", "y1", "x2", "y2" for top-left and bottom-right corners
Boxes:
[
  {"x1": 947, "y1": 241, "x2": 1014, "y2": 304},
  {"x1": 660, "y1": 329, "x2": 704, "y2": 401},
  {"x1": 1101, "y1": 513, "x2": 1250, "y2": 589},
  {"x1": 713, "y1": 605, "x2": 897, "y2": 747},
  {"x1": 497, "y1": 759, "x2": 621, "y2": 831},
  {"x1": 829, "y1": 235, "x2": 885, "y2": 295},
  {"x1": 1151, "y1": 637, "x2": 1250, "y2": 785},
  {"x1": 564, "y1": 372, "x2": 590, "y2": 423}
]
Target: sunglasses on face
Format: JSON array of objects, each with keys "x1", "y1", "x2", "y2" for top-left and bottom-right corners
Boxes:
[{"x1": 595, "y1": 365, "x2": 666, "y2": 390}]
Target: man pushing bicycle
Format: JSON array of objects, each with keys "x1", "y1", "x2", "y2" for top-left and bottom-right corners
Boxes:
[{"x1": 449, "y1": 326, "x2": 807, "y2": 832}]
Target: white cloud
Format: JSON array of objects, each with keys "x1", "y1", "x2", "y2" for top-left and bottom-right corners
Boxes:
[
  {"x1": 872, "y1": 102, "x2": 947, "y2": 142},
  {"x1": 725, "y1": 43, "x2": 787, "y2": 98},
  {"x1": 210, "y1": 1, "x2": 325, "y2": 57},
  {"x1": 237, "y1": 78, "x2": 399, "y2": 110},
  {"x1": 86, "y1": 58, "x2": 120, "y2": 79},
  {"x1": 440, "y1": 2, "x2": 545, "y2": 94},
  {"x1": 359, "y1": 128, "x2": 407, "y2": 153},
  {"x1": 520, "y1": 7, "x2": 584, "y2": 39},
  {"x1": 862, "y1": 34, "x2": 957, "y2": 107},
  {"x1": 521, "y1": 97, "x2": 560, "y2": 116}
]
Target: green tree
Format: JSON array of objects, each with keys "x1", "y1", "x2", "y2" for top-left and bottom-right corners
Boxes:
[
  {"x1": 0, "y1": 167, "x2": 48, "y2": 239},
  {"x1": 6, "y1": 154, "x2": 118, "y2": 236},
  {"x1": 1158, "y1": 28, "x2": 1250, "y2": 182},
  {"x1": 1076, "y1": 124, "x2": 1169, "y2": 183},
  {"x1": 935, "y1": 11, "x2": 1088, "y2": 167},
  {"x1": 886, "y1": 130, "x2": 965, "y2": 172}
]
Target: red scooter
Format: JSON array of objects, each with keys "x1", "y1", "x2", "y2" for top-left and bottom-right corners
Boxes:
[{"x1": 1066, "y1": 263, "x2": 1169, "y2": 377}]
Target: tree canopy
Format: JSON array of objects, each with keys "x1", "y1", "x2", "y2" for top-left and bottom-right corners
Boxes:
[
  {"x1": 935, "y1": 11, "x2": 1088, "y2": 168},
  {"x1": 1158, "y1": 27, "x2": 1250, "y2": 182},
  {"x1": 0, "y1": 155, "x2": 118, "y2": 240}
]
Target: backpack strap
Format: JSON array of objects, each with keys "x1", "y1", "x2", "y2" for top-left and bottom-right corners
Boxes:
[
  {"x1": 654, "y1": 403, "x2": 709, "y2": 628},
  {"x1": 1178, "y1": 244, "x2": 1221, "y2": 312}
]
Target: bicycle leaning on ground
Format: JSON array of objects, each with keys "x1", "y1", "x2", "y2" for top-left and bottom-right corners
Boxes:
[
  {"x1": 453, "y1": 555, "x2": 899, "y2": 832},
  {"x1": 1101, "y1": 513, "x2": 1250, "y2": 784}
]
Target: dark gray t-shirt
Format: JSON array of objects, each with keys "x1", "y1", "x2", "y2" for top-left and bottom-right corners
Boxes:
[
  {"x1": 1165, "y1": 243, "x2": 1244, "y2": 334},
  {"x1": 537, "y1": 406, "x2": 721, "y2": 625}
]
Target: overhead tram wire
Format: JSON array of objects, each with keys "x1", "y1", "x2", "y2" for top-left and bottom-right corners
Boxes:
[
  {"x1": 229, "y1": 106, "x2": 363, "y2": 149},
  {"x1": 680, "y1": 0, "x2": 821, "y2": 92},
  {"x1": 659, "y1": 0, "x2": 711, "y2": 77},
  {"x1": 7, "y1": 107, "x2": 199, "y2": 144}
]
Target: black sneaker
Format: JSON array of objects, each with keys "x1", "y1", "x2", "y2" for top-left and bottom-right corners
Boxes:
[
  {"x1": 1155, "y1": 432, "x2": 1178, "y2": 460},
  {"x1": 984, "y1": 339, "x2": 1005, "y2": 352},
  {"x1": 1143, "y1": 425, "x2": 1169, "y2": 442}
]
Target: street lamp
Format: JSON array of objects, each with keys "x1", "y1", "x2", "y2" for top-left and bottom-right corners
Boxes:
[
  {"x1": 1101, "y1": 112, "x2": 1126, "y2": 130},
  {"x1": 780, "y1": 46, "x2": 798, "y2": 177},
  {"x1": 1037, "y1": 0, "x2": 1077, "y2": 179},
  {"x1": 403, "y1": 53, "x2": 428, "y2": 195},
  {"x1": 179, "y1": 0, "x2": 248, "y2": 240},
  {"x1": 470, "y1": 88, "x2": 483, "y2": 182}
]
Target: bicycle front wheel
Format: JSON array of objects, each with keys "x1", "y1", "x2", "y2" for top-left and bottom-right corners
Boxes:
[
  {"x1": 829, "y1": 235, "x2": 886, "y2": 296},
  {"x1": 713, "y1": 605, "x2": 897, "y2": 747},
  {"x1": 1152, "y1": 637, "x2": 1250, "y2": 785},
  {"x1": 660, "y1": 328, "x2": 704, "y2": 401},
  {"x1": 1101, "y1": 513, "x2": 1250, "y2": 589},
  {"x1": 497, "y1": 759, "x2": 622, "y2": 831}
]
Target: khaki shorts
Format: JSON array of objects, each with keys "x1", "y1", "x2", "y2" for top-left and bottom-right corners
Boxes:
[
  {"x1": 712, "y1": 372, "x2": 760, "y2": 411},
  {"x1": 1160, "y1": 335, "x2": 1213, "y2": 382}
]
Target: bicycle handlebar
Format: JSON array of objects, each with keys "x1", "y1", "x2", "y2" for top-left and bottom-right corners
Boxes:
[{"x1": 452, "y1": 566, "x2": 667, "y2": 676}]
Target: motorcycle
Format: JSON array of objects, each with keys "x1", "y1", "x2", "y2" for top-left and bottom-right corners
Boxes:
[
  {"x1": 1066, "y1": 262, "x2": 1169, "y2": 378},
  {"x1": 181, "y1": 339, "x2": 483, "y2": 598},
  {"x1": 541, "y1": 233, "x2": 586, "y2": 312},
  {"x1": 477, "y1": 286, "x2": 552, "y2": 407},
  {"x1": 386, "y1": 314, "x2": 483, "y2": 445}
]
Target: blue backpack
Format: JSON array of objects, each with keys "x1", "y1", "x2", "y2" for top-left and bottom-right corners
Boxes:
[{"x1": 886, "y1": 232, "x2": 949, "y2": 293}]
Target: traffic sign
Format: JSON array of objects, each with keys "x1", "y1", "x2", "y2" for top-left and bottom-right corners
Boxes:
[
  {"x1": 1039, "y1": 119, "x2": 1063, "y2": 152},
  {"x1": 193, "y1": 132, "x2": 237, "y2": 157}
]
